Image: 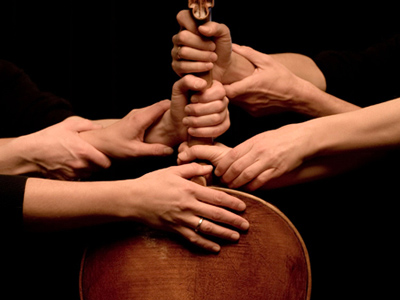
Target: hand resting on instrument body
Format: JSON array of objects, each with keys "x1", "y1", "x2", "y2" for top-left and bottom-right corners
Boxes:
[{"x1": 23, "y1": 163, "x2": 250, "y2": 253}]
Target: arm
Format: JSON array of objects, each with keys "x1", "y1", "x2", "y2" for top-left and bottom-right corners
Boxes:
[
  {"x1": 171, "y1": 14, "x2": 358, "y2": 118},
  {"x1": 178, "y1": 97, "x2": 400, "y2": 190},
  {"x1": 269, "y1": 53, "x2": 327, "y2": 91},
  {"x1": 22, "y1": 163, "x2": 249, "y2": 253},
  {"x1": 224, "y1": 45, "x2": 360, "y2": 117},
  {"x1": 0, "y1": 117, "x2": 111, "y2": 180},
  {"x1": 80, "y1": 75, "x2": 230, "y2": 158}
]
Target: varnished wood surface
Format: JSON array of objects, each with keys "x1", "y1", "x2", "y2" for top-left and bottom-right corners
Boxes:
[{"x1": 79, "y1": 187, "x2": 311, "y2": 300}]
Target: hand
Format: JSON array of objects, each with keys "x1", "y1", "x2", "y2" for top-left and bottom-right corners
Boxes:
[
  {"x1": 81, "y1": 100, "x2": 174, "y2": 159},
  {"x1": 179, "y1": 123, "x2": 313, "y2": 191},
  {"x1": 172, "y1": 10, "x2": 254, "y2": 84},
  {"x1": 129, "y1": 163, "x2": 250, "y2": 252},
  {"x1": 224, "y1": 44, "x2": 307, "y2": 117},
  {"x1": 216, "y1": 124, "x2": 314, "y2": 190},
  {"x1": 177, "y1": 141, "x2": 231, "y2": 166},
  {"x1": 145, "y1": 75, "x2": 230, "y2": 146},
  {"x1": 19, "y1": 116, "x2": 111, "y2": 180}
]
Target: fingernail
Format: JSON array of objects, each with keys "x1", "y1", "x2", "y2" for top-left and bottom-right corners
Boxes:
[
  {"x1": 164, "y1": 147, "x2": 174, "y2": 155},
  {"x1": 194, "y1": 78, "x2": 205, "y2": 90},
  {"x1": 241, "y1": 221, "x2": 250, "y2": 230},
  {"x1": 212, "y1": 245, "x2": 221, "y2": 252},
  {"x1": 238, "y1": 202, "x2": 246, "y2": 211},
  {"x1": 231, "y1": 232, "x2": 240, "y2": 240},
  {"x1": 178, "y1": 152, "x2": 187, "y2": 160}
]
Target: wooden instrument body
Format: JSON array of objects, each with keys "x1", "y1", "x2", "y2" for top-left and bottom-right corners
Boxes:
[
  {"x1": 80, "y1": 3, "x2": 311, "y2": 299},
  {"x1": 79, "y1": 187, "x2": 311, "y2": 300}
]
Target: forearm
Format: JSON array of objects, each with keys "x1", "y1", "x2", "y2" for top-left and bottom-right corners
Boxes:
[
  {"x1": 270, "y1": 53, "x2": 327, "y2": 91},
  {"x1": 293, "y1": 79, "x2": 361, "y2": 117},
  {"x1": 0, "y1": 137, "x2": 40, "y2": 175},
  {"x1": 306, "y1": 97, "x2": 400, "y2": 156},
  {"x1": 262, "y1": 150, "x2": 378, "y2": 189},
  {"x1": 23, "y1": 178, "x2": 130, "y2": 231}
]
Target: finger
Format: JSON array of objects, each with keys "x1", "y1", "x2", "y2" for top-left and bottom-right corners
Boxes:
[
  {"x1": 195, "y1": 186, "x2": 247, "y2": 213},
  {"x1": 175, "y1": 45, "x2": 217, "y2": 63},
  {"x1": 190, "y1": 81, "x2": 226, "y2": 104},
  {"x1": 228, "y1": 160, "x2": 270, "y2": 189},
  {"x1": 224, "y1": 75, "x2": 256, "y2": 100},
  {"x1": 177, "y1": 144, "x2": 227, "y2": 166},
  {"x1": 177, "y1": 141, "x2": 189, "y2": 153},
  {"x1": 198, "y1": 22, "x2": 231, "y2": 39},
  {"x1": 220, "y1": 154, "x2": 256, "y2": 185},
  {"x1": 172, "y1": 162, "x2": 213, "y2": 179},
  {"x1": 231, "y1": 43, "x2": 268, "y2": 66},
  {"x1": 187, "y1": 117, "x2": 230, "y2": 139},
  {"x1": 64, "y1": 116, "x2": 101, "y2": 132},
  {"x1": 176, "y1": 226, "x2": 221, "y2": 253},
  {"x1": 194, "y1": 201, "x2": 249, "y2": 232},
  {"x1": 81, "y1": 144, "x2": 112, "y2": 169},
  {"x1": 214, "y1": 146, "x2": 249, "y2": 177},
  {"x1": 176, "y1": 10, "x2": 199, "y2": 34},
  {"x1": 245, "y1": 168, "x2": 278, "y2": 191},
  {"x1": 185, "y1": 97, "x2": 227, "y2": 116},
  {"x1": 132, "y1": 142, "x2": 174, "y2": 157},
  {"x1": 172, "y1": 30, "x2": 215, "y2": 52},
  {"x1": 172, "y1": 75, "x2": 208, "y2": 100},
  {"x1": 172, "y1": 60, "x2": 214, "y2": 77},
  {"x1": 184, "y1": 110, "x2": 227, "y2": 128},
  {"x1": 136, "y1": 100, "x2": 171, "y2": 130},
  {"x1": 192, "y1": 218, "x2": 241, "y2": 241}
]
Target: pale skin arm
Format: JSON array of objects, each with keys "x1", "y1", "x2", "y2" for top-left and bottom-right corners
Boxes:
[
  {"x1": 224, "y1": 45, "x2": 360, "y2": 117},
  {"x1": 269, "y1": 52, "x2": 327, "y2": 91},
  {"x1": 0, "y1": 117, "x2": 111, "y2": 180},
  {"x1": 23, "y1": 163, "x2": 250, "y2": 253},
  {"x1": 171, "y1": 10, "x2": 357, "y2": 117},
  {"x1": 178, "y1": 97, "x2": 400, "y2": 190}
]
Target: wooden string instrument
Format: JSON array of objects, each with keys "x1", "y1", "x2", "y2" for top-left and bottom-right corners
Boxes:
[{"x1": 79, "y1": 1, "x2": 311, "y2": 299}]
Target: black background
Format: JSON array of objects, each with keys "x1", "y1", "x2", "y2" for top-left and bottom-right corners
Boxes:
[{"x1": 1, "y1": 1, "x2": 398, "y2": 299}]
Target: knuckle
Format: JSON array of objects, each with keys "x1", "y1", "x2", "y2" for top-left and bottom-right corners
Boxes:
[
  {"x1": 211, "y1": 113, "x2": 222, "y2": 124},
  {"x1": 242, "y1": 169, "x2": 255, "y2": 181},
  {"x1": 210, "y1": 209, "x2": 223, "y2": 221},
  {"x1": 230, "y1": 163, "x2": 243, "y2": 175},
  {"x1": 188, "y1": 234, "x2": 200, "y2": 245},
  {"x1": 201, "y1": 222, "x2": 213, "y2": 233}
]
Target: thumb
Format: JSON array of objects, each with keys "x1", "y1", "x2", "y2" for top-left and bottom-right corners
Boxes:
[
  {"x1": 177, "y1": 144, "x2": 229, "y2": 166},
  {"x1": 232, "y1": 44, "x2": 268, "y2": 67},
  {"x1": 64, "y1": 116, "x2": 102, "y2": 132},
  {"x1": 172, "y1": 163, "x2": 213, "y2": 179},
  {"x1": 224, "y1": 74, "x2": 255, "y2": 100},
  {"x1": 134, "y1": 142, "x2": 174, "y2": 157},
  {"x1": 136, "y1": 100, "x2": 171, "y2": 130}
]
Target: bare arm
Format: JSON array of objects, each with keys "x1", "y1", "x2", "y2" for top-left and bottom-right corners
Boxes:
[
  {"x1": 23, "y1": 163, "x2": 249, "y2": 252},
  {"x1": 269, "y1": 53, "x2": 327, "y2": 91},
  {"x1": 0, "y1": 117, "x2": 111, "y2": 179},
  {"x1": 178, "y1": 97, "x2": 400, "y2": 190}
]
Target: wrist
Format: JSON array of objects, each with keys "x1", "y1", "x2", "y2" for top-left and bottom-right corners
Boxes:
[
  {"x1": 221, "y1": 52, "x2": 255, "y2": 85},
  {"x1": 145, "y1": 110, "x2": 186, "y2": 147},
  {"x1": 0, "y1": 136, "x2": 41, "y2": 175}
]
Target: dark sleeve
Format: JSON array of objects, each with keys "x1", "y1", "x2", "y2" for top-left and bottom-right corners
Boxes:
[
  {"x1": 0, "y1": 175, "x2": 27, "y2": 231},
  {"x1": 0, "y1": 60, "x2": 75, "y2": 137},
  {"x1": 313, "y1": 34, "x2": 400, "y2": 107}
]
